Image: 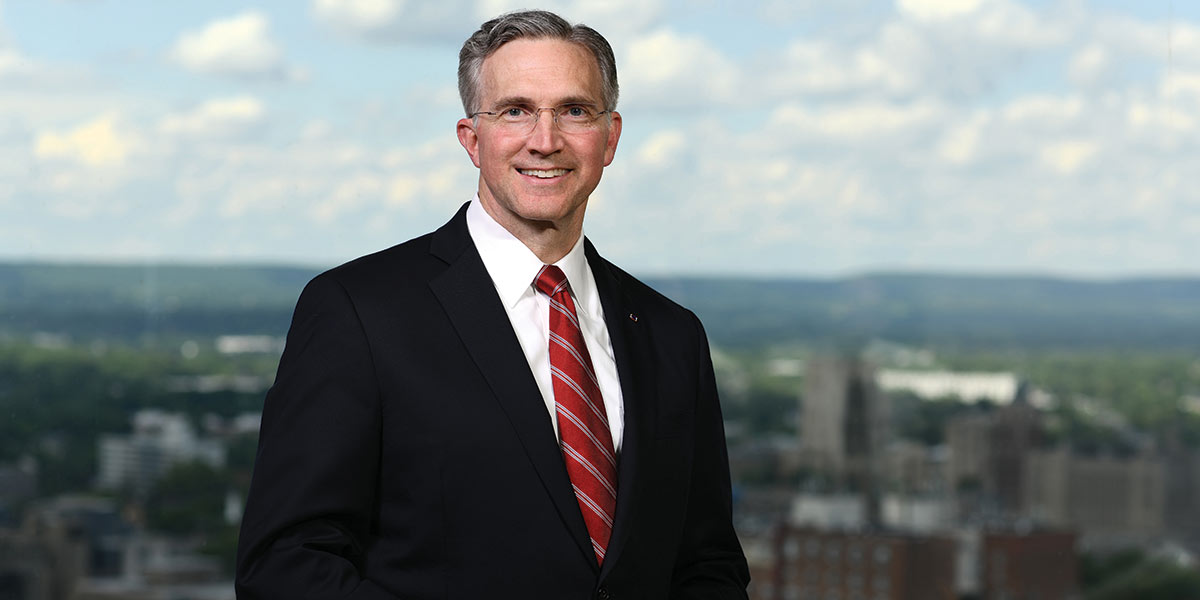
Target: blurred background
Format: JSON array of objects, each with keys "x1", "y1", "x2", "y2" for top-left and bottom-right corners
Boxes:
[{"x1": 1, "y1": 0, "x2": 1198, "y2": 598}]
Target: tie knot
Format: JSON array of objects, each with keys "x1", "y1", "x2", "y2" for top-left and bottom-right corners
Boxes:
[{"x1": 534, "y1": 265, "x2": 569, "y2": 297}]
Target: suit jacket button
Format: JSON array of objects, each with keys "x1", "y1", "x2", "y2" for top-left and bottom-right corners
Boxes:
[{"x1": 596, "y1": 587, "x2": 612, "y2": 600}]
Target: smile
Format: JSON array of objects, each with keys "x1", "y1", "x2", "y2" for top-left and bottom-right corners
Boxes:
[{"x1": 517, "y1": 168, "x2": 569, "y2": 178}]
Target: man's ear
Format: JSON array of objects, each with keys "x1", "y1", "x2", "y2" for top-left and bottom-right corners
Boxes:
[
  {"x1": 603, "y1": 111, "x2": 622, "y2": 167},
  {"x1": 457, "y1": 118, "x2": 482, "y2": 168}
]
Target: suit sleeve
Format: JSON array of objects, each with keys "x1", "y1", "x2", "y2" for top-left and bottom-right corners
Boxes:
[
  {"x1": 235, "y1": 275, "x2": 400, "y2": 599},
  {"x1": 669, "y1": 315, "x2": 751, "y2": 599}
]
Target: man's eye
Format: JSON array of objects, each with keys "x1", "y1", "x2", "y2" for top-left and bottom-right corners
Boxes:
[
  {"x1": 502, "y1": 107, "x2": 527, "y2": 119},
  {"x1": 563, "y1": 105, "x2": 590, "y2": 119}
]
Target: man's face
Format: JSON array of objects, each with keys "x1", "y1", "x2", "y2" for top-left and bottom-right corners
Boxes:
[{"x1": 457, "y1": 38, "x2": 621, "y2": 237}]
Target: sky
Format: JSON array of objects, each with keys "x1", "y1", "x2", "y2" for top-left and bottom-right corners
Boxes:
[{"x1": 2, "y1": 0, "x2": 1197, "y2": 277}]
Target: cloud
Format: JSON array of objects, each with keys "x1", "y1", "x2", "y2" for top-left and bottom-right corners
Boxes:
[
  {"x1": 756, "y1": 0, "x2": 876, "y2": 23},
  {"x1": 475, "y1": 0, "x2": 664, "y2": 41},
  {"x1": 634, "y1": 129, "x2": 688, "y2": 170},
  {"x1": 1069, "y1": 43, "x2": 1108, "y2": 86},
  {"x1": 0, "y1": 4, "x2": 37, "y2": 81},
  {"x1": 312, "y1": 173, "x2": 385, "y2": 222},
  {"x1": 1074, "y1": 15, "x2": 1200, "y2": 92},
  {"x1": 1038, "y1": 139, "x2": 1098, "y2": 175},
  {"x1": 1165, "y1": 70, "x2": 1200, "y2": 113},
  {"x1": 622, "y1": 29, "x2": 739, "y2": 109},
  {"x1": 589, "y1": 0, "x2": 1200, "y2": 274},
  {"x1": 1093, "y1": 14, "x2": 1200, "y2": 68},
  {"x1": 5, "y1": 0, "x2": 1200, "y2": 275},
  {"x1": 159, "y1": 96, "x2": 266, "y2": 138},
  {"x1": 0, "y1": 48, "x2": 34, "y2": 78},
  {"x1": 898, "y1": 0, "x2": 1064, "y2": 47},
  {"x1": 540, "y1": 0, "x2": 665, "y2": 40},
  {"x1": 34, "y1": 114, "x2": 140, "y2": 167},
  {"x1": 155, "y1": 124, "x2": 473, "y2": 241},
  {"x1": 312, "y1": 0, "x2": 476, "y2": 43},
  {"x1": 170, "y1": 11, "x2": 297, "y2": 80},
  {"x1": 759, "y1": 0, "x2": 1070, "y2": 106},
  {"x1": 387, "y1": 172, "x2": 421, "y2": 207},
  {"x1": 312, "y1": 0, "x2": 403, "y2": 35},
  {"x1": 766, "y1": 39, "x2": 914, "y2": 99},
  {"x1": 936, "y1": 111, "x2": 989, "y2": 165},
  {"x1": 769, "y1": 100, "x2": 941, "y2": 142},
  {"x1": 897, "y1": 0, "x2": 983, "y2": 22},
  {"x1": 311, "y1": 0, "x2": 665, "y2": 46},
  {"x1": 1002, "y1": 94, "x2": 1084, "y2": 124},
  {"x1": 1127, "y1": 100, "x2": 1197, "y2": 135}
]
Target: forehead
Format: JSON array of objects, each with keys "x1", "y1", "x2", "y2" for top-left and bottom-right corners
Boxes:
[{"x1": 479, "y1": 38, "x2": 603, "y2": 104}]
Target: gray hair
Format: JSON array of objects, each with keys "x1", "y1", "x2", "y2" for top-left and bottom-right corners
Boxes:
[{"x1": 458, "y1": 10, "x2": 619, "y2": 116}]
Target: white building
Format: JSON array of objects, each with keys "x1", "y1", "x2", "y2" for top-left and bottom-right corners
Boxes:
[
  {"x1": 96, "y1": 411, "x2": 225, "y2": 495},
  {"x1": 789, "y1": 494, "x2": 866, "y2": 530},
  {"x1": 789, "y1": 492, "x2": 954, "y2": 534},
  {"x1": 877, "y1": 369, "x2": 1019, "y2": 405}
]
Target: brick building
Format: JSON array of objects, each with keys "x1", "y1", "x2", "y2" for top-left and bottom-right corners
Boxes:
[
  {"x1": 765, "y1": 525, "x2": 956, "y2": 600},
  {"x1": 981, "y1": 530, "x2": 1078, "y2": 599}
]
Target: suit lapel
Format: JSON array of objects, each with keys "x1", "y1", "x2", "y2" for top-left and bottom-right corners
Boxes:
[
  {"x1": 585, "y1": 241, "x2": 658, "y2": 580},
  {"x1": 427, "y1": 205, "x2": 596, "y2": 568}
]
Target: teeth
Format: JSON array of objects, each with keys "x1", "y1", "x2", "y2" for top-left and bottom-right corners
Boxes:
[{"x1": 519, "y1": 168, "x2": 568, "y2": 178}]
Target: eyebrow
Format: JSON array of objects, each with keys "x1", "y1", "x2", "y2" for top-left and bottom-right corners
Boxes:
[{"x1": 489, "y1": 95, "x2": 600, "y2": 108}]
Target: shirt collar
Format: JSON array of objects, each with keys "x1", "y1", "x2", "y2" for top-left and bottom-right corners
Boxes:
[{"x1": 466, "y1": 194, "x2": 599, "y2": 317}]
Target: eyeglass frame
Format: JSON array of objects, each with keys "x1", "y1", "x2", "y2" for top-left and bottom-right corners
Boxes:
[{"x1": 467, "y1": 103, "x2": 613, "y2": 134}]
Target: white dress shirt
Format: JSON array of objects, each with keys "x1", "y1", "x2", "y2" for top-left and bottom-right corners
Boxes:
[{"x1": 465, "y1": 196, "x2": 624, "y2": 452}]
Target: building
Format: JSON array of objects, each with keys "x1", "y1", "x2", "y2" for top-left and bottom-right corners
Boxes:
[
  {"x1": 777, "y1": 493, "x2": 1076, "y2": 599},
  {"x1": 946, "y1": 401, "x2": 1044, "y2": 516},
  {"x1": 767, "y1": 525, "x2": 957, "y2": 600},
  {"x1": 981, "y1": 530, "x2": 1078, "y2": 600},
  {"x1": 945, "y1": 413, "x2": 989, "y2": 491},
  {"x1": 790, "y1": 494, "x2": 869, "y2": 531},
  {"x1": 800, "y1": 357, "x2": 890, "y2": 505},
  {"x1": 71, "y1": 533, "x2": 230, "y2": 600},
  {"x1": 728, "y1": 436, "x2": 804, "y2": 489},
  {"x1": 2, "y1": 495, "x2": 234, "y2": 600},
  {"x1": 877, "y1": 370, "x2": 1019, "y2": 405},
  {"x1": 885, "y1": 439, "x2": 946, "y2": 495},
  {"x1": 96, "y1": 411, "x2": 225, "y2": 496},
  {"x1": 0, "y1": 532, "x2": 55, "y2": 600},
  {"x1": 744, "y1": 532, "x2": 780, "y2": 600},
  {"x1": 1023, "y1": 446, "x2": 1166, "y2": 548},
  {"x1": 790, "y1": 493, "x2": 954, "y2": 536},
  {"x1": 0, "y1": 496, "x2": 132, "y2": 600},
  {"x1": 0, "y1": 457, "x2": 38, "y2": 520},
  {"x1": 1163, "y1": 443, "x2": 1200, "y2": 552},
  {"x1": 880, "y1": 495, "x2": 954, "y2": 535}
]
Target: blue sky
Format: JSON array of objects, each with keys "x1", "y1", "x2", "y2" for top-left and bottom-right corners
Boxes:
[{"x1": 2, "y1": 0, "x2": 1197, "y2": 276}]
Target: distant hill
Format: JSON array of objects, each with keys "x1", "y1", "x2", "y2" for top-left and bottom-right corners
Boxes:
[
  {"x1": 1, "y1": 263, "x2": 1197, "y2": 351},
  {"x1": 0, "y1": 263, "x2": 317, "y2": 341},
  {"x1": 651, "y1": 274, "x2": 1200, "y2": 350}
]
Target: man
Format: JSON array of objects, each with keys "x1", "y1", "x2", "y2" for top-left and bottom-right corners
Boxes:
[{"x1": 235, "y1": 10, "x2": 749, "y2": 599}]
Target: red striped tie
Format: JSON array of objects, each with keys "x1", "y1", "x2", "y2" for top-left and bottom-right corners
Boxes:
[{"x1": 535, "y1": 265, "x2": 617, "y2": 565}]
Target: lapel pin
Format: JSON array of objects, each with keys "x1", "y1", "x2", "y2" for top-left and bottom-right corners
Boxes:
[{"x1": 628, "y1": 313, "x2": 638, "y2": 322}]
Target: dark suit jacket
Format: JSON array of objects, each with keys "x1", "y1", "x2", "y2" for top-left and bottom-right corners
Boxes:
[{"x1": 235, "y1": 204, "x2": 749, "y2": 599}]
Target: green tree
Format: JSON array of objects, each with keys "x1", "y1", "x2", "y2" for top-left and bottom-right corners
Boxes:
[
  {"x1": 145, "y1": 461, "x2": 227, "y2": 535},
  {"x1": 1082, "y1": 550, "x2": 1200, "y2": 600}
]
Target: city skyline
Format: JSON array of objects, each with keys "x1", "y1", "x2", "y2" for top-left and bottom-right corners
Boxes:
[{"x1": 3, "y1": 0, "x2": 1197, "y2": 276}]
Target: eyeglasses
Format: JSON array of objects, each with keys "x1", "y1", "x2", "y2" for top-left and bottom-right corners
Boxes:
[{"x1": 469, "y1": 103, "x2": 611, "y2": 135}]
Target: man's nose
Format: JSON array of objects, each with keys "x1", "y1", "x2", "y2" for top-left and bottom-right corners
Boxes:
[{"x1": 525, "y1": 109, "x2": 564, "y2": 153}]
